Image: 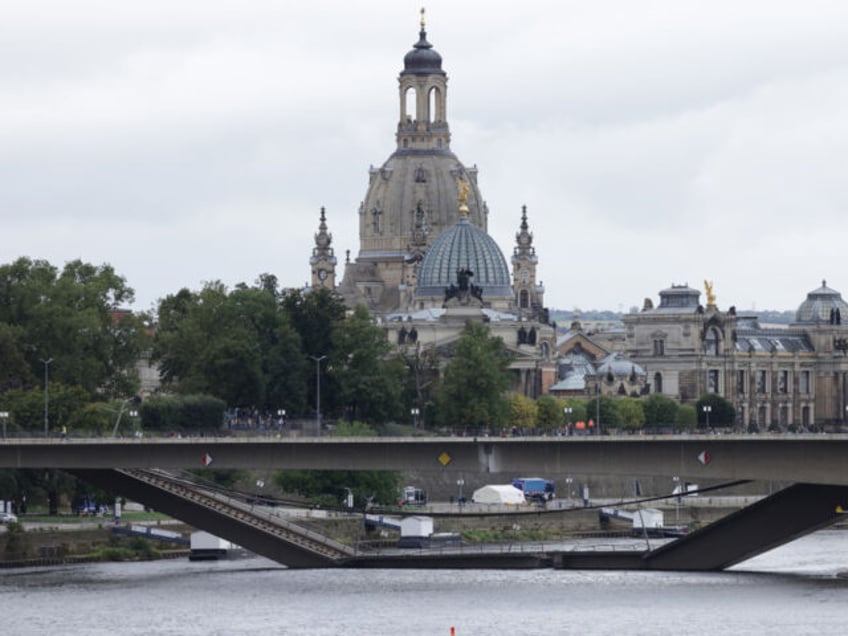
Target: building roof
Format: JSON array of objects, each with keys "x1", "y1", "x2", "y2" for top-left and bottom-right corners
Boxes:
[
  {"x1": 401, "y1": 27, "x2": 445, "y2": 76},
  {"x1": 644, "y1": 284, "x2": 702, "y2": 314},
  {"x1": 734, "y1": 330, "x2": 814, "y2": 353},
  {"x1": 795, "y1": 280, "x2": 848, "y2": 324},
  {"x1": 596, "y1": 353, "x2": 647, "y2": 377},
  {"x1": 415, "y1": 215, "x2": 512, "y2": 299}
]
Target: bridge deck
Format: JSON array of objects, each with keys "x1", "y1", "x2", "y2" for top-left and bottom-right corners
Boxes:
[{"x1": 6, "y1": 434, "x2": 848, "y2": 486}]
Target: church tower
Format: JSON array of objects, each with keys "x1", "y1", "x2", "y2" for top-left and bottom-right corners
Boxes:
[
  {"x1": 397, "y1": 8, "x2": 451, "y2": 155},
  {"x1": 337, "y1": 10, "x2": 489, "y2": 314},
  {"x1": 512, "y1": 205, "x2": 544, "y2": 317},
  {"x1": 310, "y1": 207, "x2": 337, "y2": 289}
]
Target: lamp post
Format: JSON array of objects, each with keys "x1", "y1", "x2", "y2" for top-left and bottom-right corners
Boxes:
[
  {"x1": 0, "y1": 411, "x2": 8, "y2": 439},
  {"x1": 40, "y1": 358, "x2": 53, "y2": 438},
  {"x1": 456, "y1": 478, "x2": 465, "y2": 507},
  {"x1": 673, "y1": 476, "x2": 681, "y2": 526},
  {"x1": 277, "y1": 409, "x2": 286, "y2": 434},
  {"x1": 129, "y1": 409, "x2": 138, "y2": 437},
  {"x1": 595, "y1": 382, "x2": 601, "y2": 436},
  {"x1": 311, "y1": 355, "x2": 327, "y2": 436},
  {"x1": 565, "y1": 476, "x2": 573, "y2": 506},
  {"x1": 563, "y1": 406, "x2": 572, "y2": 435},
  {"x1": 411, "y1": 407, "x2": 420, "y2": 428},
  {"x1": 703, "y1": 405, "x2": 712, "y2": 431}
]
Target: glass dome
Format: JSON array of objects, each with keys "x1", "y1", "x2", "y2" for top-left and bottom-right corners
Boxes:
[
  {"x1": 415, "y1": 216, "x2": 512, "y2": 299},
  {"x1": 795, "y1": 280, "x2": 848, "y2": 324}
]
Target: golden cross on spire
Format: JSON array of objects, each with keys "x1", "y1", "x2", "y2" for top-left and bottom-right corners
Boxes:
[{"x1": 420, "y1": 7, "x2": 426, "y2": 28}]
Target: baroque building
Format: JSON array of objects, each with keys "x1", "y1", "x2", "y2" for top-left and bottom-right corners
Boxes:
[
  {"x1": 307, "y1": 12, "x2": 554, "y2": 397},
  {"x1": 620, "y1": 281, "x2": 848, "y2": 430}
]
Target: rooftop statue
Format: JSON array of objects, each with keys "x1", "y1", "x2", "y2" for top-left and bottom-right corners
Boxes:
[{"x1": 704, "y1": 280, "x2": 716, "y2": 306}]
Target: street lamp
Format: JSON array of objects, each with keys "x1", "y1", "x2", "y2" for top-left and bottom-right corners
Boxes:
[
  {"x1": 277, "y1": 409, "x2": 286, "y2": 433},
  {"x1": 595, "y1": 382, "x2": 601, "y2": 436},
  {"x1": 672, "y1": 476, "x2": 681, "y2": 526},
  {"x1": 565, "y1": 476, "x2": 573, "y2": 505},
  {"x1": 411, "y1": 407, "x2": 420, "y2": 428},
  {"x1": 703, "y1": 405, "x2": 712, "y2": 430},
  {"x1": 40, "y1": 358, "x2": 53, "y2": 437},
  {"x1": 0, "y1": 411, "x2": 8, "y2": 439},
  {"x1": 311, "y1": 355, "x2": 327, "y2": 436},
  {"x1": 456, "y1": 478, "x2": 465, "y2": 507},
  {"x1": 563, "y1": 406, "x2": 573, "y2": 435}
]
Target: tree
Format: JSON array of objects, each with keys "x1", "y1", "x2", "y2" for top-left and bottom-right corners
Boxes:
[
  {"x1": 595, "y1": 395, "x2": 622, "y2": 431},
  {"x1": 0, "y1": 324, "x2": 33, "y2": 392},
  {"x1": 264, "y1": 315, "x2": 309, "y2": 417},
  {"x1": 332, "y1": 420, "x2": 377, "y2": 437},
  {"x1": 0, "y1": 383, "x2": 90, "y2": 434},
  {"x1": 643, "y1": 394, "x2": 679, "y2": 427},
  {"x1": 0, "y1": 257, "x2": 148, "y2": 399},
  {"x1": 535, "y1": 395, "x2": 562, "y2": 431},
  {"x1": 509, "y1": 393, "x2": 538, "y2": 432},
  {"x1": 399, "y1": 344, "x2": 442, "y2": 429},
  {"x1": 617, "y1": 397, "x2": 645, "y2": 431},
  {"x1": 562, "y1": 399, "x2": 588, "y2": 427},
  {"x1": 154, "y1": 282, "x2": 308, "y2": 413},
  {"x1": 677, "y1": 404, "x2": 697, "y2": 430},
  {"x1": 435, "y1": 322, "x2": 512, "y2": 433},
  {"x1": 280, "y1": 287, "x2": 346, "y2": 414},
  {"x1": 696, "y1": 394, "x2": 736, "y2": 429},
  {"x1": 330, "y1": 305, "x2": 405, "y2": 423},
  {"x1": 273, "y1": 468, "x2": 401, "y2": 508},
  {"x1": 331, "y1": 305, "x2": 403, "y2": 425}
]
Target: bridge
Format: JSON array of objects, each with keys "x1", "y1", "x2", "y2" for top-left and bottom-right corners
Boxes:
[
  {"x1": 2, "y1": 434, "x2": 848, "y2": 484},
  {"x1": 3, "y1": 434, "x2": 848, "y2": 571}
]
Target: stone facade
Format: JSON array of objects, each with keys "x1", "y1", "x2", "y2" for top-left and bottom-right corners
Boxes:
[
  {"x1": 307, "y1": 15, "x2": 555, "y2": 398},
  {"x1": 619, "y1": 282, "x2": 848, "y2": 429}
]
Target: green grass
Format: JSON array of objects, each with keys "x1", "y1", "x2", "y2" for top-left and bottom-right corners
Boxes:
[{"x1": 21, "y1": 511, "x2": 171, "y2": 524}]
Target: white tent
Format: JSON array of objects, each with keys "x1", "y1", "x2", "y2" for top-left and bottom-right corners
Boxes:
[{"x1": 471, "y1": 484, "x2": 526, "y2": 505}]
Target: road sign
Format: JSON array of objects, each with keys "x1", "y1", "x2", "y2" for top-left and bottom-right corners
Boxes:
[
  {"x1": 697, "y1": 450, "x2": 711, "y2": 465},
  {"x1": 201, "y1": 453, "x2": 213, "y2": 466}
]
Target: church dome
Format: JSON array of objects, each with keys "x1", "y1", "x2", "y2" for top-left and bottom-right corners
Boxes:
[
  {"x1": 402, "y1": 28, "x2": 445, "y2": 76},
  {"x1": 795, "y1": 280, "x2": 848, "y2": 324},
  {"x1": 415, "y1": 216, "x2": 512, "y2": 299}
]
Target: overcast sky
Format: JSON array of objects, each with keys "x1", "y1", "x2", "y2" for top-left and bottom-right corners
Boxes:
[{"x1": 4, "y1": 1, "x2": 848, "y2": 315}]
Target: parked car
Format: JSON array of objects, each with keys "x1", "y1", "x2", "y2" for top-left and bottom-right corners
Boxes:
[{"x1": 0, "y1": 511, "x2": 18, "y2": 524}]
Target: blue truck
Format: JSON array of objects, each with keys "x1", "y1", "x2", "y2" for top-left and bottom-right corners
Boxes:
[{"x1": 511, "y1": 477, "x2": 556, "y2": 502}]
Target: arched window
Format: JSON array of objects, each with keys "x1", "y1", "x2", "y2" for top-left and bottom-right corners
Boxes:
[
  {"x1": 653, "y1": 372, "x2": 663, "y2": 394},
  {"x1": 705, "y1": 327, "x2": 720, "y2": 356},
  {"x1": 428, "y1": 86, "x2": 438, "y2": 122},
  {"x1": 519, "y1": 289, "x2": 529, "y2": 309},
  {"x1": 404, "y1": 87, "x2": 416, "y2": 122}
]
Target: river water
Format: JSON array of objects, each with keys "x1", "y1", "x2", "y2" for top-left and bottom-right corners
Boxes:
[{"x1": 2, "y1": 530, "x2": 847, "y2": 636}]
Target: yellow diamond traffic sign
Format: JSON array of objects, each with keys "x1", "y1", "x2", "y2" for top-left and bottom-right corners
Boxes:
[{"x1": 439, "y1": 452, "x2": 452, "y2": 466}]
